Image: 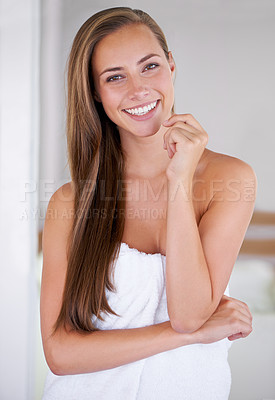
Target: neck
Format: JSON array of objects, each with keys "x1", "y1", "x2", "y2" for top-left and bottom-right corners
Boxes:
[{"x1": 119, "y1": 124, "x2": 171, "y2": 180}]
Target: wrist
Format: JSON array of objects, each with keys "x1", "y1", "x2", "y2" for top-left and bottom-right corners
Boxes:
[
  {"x1": 167, "y1": 176, "x2": 193, "y2": 202},
  {"x1": 167, "y1": 174, "x2": 193, "y2": 187}
]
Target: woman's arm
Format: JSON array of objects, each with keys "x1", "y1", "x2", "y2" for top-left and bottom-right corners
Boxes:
[
  {"x1": 163, "y1": 114, "x2": 257, "y2": 333},
  {"x1": 41, "y1": 183, "x2": 252, "y2": 376},
  {"x1": 40, "y1": 183, "x2": 194, "y2": 376},
  {"x1": 45, "y1": 294, "x2": 252, "y2": 376},
  {"x1": 44, "y1": 321, "x2": 193, "y2": 376}
]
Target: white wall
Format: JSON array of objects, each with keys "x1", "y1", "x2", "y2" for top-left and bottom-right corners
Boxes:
[
  {"x1": 0, "y1": 0, "x2": 40, "y2": 399},
  {"x1": 39, "y1": 0, "x2": 69, "y2": 231}
]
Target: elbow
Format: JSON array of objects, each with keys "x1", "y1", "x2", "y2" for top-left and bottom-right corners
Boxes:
[
  {"x1": 169, "y1": 298, "x2": 215, "y2": 334},
  {"x1": 170, "y1": 318, "x2": 204, "y2": 334},
  {"x1": 44, "y1": 342, "x2": 68, "y2": 376},
  {"x1": 48, "y1": 362, "x2": 64, "y2": 377},
  {"x1": 47, "y1": 359, "x2": 66, "y2": 377},
  {"x1": 45, "y1": 353, "x2": 65, "y2": 376}
]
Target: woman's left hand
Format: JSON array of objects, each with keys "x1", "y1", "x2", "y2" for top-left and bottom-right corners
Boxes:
[{"x1": 162, "y1": 114, "x2": 209, "y2": 181}]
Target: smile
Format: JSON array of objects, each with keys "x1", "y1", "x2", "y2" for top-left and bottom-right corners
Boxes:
[{"x1": 123, "y1": 100, "x2": 158, "y2": 116}]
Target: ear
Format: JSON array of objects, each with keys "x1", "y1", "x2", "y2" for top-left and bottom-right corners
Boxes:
[
  {"x1": 168, "y1": 51, "x2": 175, "y2": 75},
  {"x1": 93, "y1": 90, "x2": 101, "y2": 103}
]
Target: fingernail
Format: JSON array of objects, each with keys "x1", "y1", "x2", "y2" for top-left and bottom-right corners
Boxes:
[{"x1": 162, "y1": 120, "x2": 169, "y2": 125}]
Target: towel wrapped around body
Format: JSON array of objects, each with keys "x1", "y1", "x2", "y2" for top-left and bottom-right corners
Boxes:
[{"x1": 42, "y1": 242, "x2": 233, "y2": 400}]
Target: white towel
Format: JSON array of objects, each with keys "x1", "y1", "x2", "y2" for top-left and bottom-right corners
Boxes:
[{"x1": 42, "y1": 242, "x2": 232, "y2": 400}]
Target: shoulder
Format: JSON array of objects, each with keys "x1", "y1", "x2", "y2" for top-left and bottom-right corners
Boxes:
[
  {"x1": 49, "y1": 181, "x2": 75, "y2": 205},
  {"x1": 195, "y1": 149, "x2": 257, "y2": 208},
  {"x1": 46, "y1": 182, "x2": 75, "y2": 217},
  {"x1": 42, "y1": 182, "x2": 75, "y2": 250},
  {"x1": 199, "y1": 148, "x2": 257, "y2": 183}
]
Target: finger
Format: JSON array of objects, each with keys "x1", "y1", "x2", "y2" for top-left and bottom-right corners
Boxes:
[
  {"x1": 164, "y1": 120, "x2": 198, "y2": 134},
  {"x1": 162, "y1": 113, "x2": 205, "y2": 132},
  {"x1": 229, "y1": 307, "x2": 253, "y2": 327},
  {"x1": 166, "y1": 144, "x2": 175, "y2": 158},
  {"x1": 217, "y1": 303, "x2": 252, "y2": 325},
  {"x1": 163, "y1": 123, "x2": 207, "y2": 148},
  {"x1": 228, "y1": 332, "x2": 243, "y2": 341},
  {"x1": 166, "y1": 128, "x2": 197, "y2": 148},
  {"x1": 167, "y1": 141, "x2": 176, "y2": 157},
  {"x1": 227, "y1": 306, "x2": 253, "y2": 335},
  {"x1": 171, "y1": 142, "x2": 176, "y2": 154},
  {"x1": 240, "y1": 329, "x2": 252, "y2": 338},
  {"x1": 230, "y1": 319, "x2": 253, "y2": 339},
  {"x1": 223, "y1": 296, "x2": 253, "y2": 320},
  {"x1": 221, "y1": 295, "x2": 252, "y2": 313},
  {"x1": 229, "y1": 323, "x2": 253, "y2": 340},
  {"x1": 235, "y1": 309, "x2": 253, "y2": 325}
]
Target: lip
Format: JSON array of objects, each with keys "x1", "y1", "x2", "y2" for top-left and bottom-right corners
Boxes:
[
  {"x1": 122, "y1": 99, "x2": 160, "y2": 121},
  {"x1": 122, "y1": 99, "x2": 159, "y2": 111}
]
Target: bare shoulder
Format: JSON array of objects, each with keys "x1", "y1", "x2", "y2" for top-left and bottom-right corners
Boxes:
[
  {"x1": 200, "y1": 148, "x2": 257, "y2": 182},
  {"x1": 42, "y1": 182, "x2": 75, "y2": 250},
  {"x1": 48, "y1": 181, "x2": 75, "y2": 206},
  {"x1": 194, "y1": 149, "x2": 257, "y2": 210},
  {"x1": 46, "y1": 181, "x2": 75, "y2": 218}
]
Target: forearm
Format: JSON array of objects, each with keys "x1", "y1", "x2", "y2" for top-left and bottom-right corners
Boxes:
[
  {"x1": 45, "y1": 321, "x2": 196, "y2": 376},
  {"x1": 166, "y1": 178, "x2": 215, "y2": 332}
]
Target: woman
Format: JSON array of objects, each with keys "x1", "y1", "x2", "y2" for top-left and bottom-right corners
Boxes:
[{"x1": 40, "y1": 6, "x2": 256, "y2": 400}]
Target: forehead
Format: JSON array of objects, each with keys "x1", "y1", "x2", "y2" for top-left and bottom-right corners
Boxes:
[{"x1": 92, "y1": 24, "x2": 164, "y2": 70}]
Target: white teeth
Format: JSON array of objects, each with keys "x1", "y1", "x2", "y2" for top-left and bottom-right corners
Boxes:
[{"x1": 124, "y1": 101, "x2": 157, "y2": 116}]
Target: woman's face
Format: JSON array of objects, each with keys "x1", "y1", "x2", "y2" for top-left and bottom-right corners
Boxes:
[{"x1": 92, "y1": 23, "x2": 175, "y2": 137}]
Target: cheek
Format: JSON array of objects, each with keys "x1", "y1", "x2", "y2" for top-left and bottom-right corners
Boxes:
[
  {"x1": 100, "y1": 90, "x2": 120, "y2": 115},
  {"x1": 155, "y1": 70, "x2": 174, "y2": 97},
  {"x1": 159, "y1": 80, "x2": 174, "y2": 110}
]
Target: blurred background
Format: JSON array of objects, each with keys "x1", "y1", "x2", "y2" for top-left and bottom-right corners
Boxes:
[{"x1": 0, "y1": 0, "x2": 275, "y2": 399}]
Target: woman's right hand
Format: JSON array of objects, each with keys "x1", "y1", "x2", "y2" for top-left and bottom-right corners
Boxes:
[{"x1": 194, "y1": 295, "x2": 253, "y2": 344}]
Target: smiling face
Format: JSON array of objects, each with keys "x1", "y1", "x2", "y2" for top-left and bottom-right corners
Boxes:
[{"x1": 92, "y1": 23, "x2": 175, "y2": 137}]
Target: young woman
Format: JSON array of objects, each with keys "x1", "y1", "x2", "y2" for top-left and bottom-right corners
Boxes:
[{"x1": 40, "y1": 7, "x2": 256, "y2": 399}]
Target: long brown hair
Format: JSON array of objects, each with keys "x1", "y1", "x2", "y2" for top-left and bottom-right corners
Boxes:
[{"x1": 54, "y1": 7, "x2": 174, "y2": 333}]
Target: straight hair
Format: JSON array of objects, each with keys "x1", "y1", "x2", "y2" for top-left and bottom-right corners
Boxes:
[{"x1": 54, "y1": 7, "x2": 174, "y2": 333}]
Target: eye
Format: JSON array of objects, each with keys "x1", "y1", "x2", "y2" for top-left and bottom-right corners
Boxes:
[
  {"x1": 106, "y1": 75, "x2": 123, "y2": 82},
  {"x1": 144, "y1": 63, "x2": 159, "y2": 71}
]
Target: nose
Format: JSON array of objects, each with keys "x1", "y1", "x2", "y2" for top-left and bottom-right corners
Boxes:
[{"x1": 127, "y1": 76, "x2": 149, "y2": 102}]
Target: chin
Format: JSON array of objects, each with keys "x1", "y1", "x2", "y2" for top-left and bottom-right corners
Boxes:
[
  {"x1": 134, "y1": 126, "x2": 161, "y2": 137},
  {"x1": 128, "y1": 119, "x2": 163, "y2": 137}
]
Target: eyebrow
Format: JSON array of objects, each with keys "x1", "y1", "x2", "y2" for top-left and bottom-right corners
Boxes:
[{"x1": 99, "y1": 53, "x2": 161, "y2": 76}]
